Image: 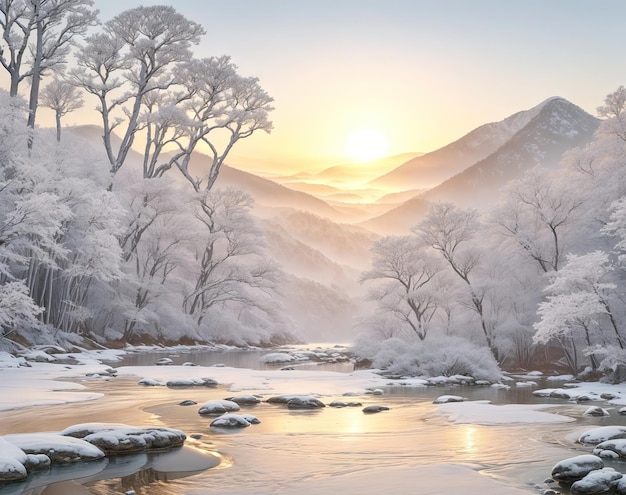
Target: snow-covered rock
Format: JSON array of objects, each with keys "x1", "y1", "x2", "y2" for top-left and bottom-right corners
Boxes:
[
  {"x1": 198, "y1": 399, "x2": 240, "y2": 415},
  {"x1": 138, "y1": 377, "x2": 163, "y2": 386},
  {"x1": 286, "y1": 396, "x2": 326, "y2": 409},
  {"x1": 166, "y1": 377, "x2": 217, "y2": 388},
  {"x1": 593, "y1": 439, "x2": 626, "y2": 459},
  {"x1": 155, "y1": 357, "x2": 174, "y2": 365},
  {"x1": 210, "y1": 413, "x2": 260, "y2": 428},
  {"x1": 571, "y1": 468, "x2": 622, "y2": 495},
  {"x1": 0, "y1": 437, "x2": 29, "y2": 481},
  {"x1": 223, "y1": 395, "x2": 261, "y2": 405},
  {"x1": 579, "y1": 426, "x2": 626, "y2": 445},
  {"x1": 260, "y1": 352, "x2": 296, "y2": 364},
  {"x1": 551, "y1": 455, "x2": 604, "y2": 483},
  {"x1": 329, "y1": 400, "x2": 362, "y2": 408},
  {"x1": 362, "y1": 405, "x2": 390, "y2": 413},
  {"x1": 5, "y1": 432, "x2": 105, "y2": 464},
  {"x1": 60, "y1": 423, "x2": 186, "y2": 455},
  {"x1": 583, "y1": 406, "x2": 610, "y2": 417},
  {"x1": 433, "y1": 395, "x2": 464, "y2": 404}
]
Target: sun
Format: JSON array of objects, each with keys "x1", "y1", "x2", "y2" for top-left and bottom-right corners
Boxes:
[{"x1": 345, "y1": 128, "x2": 390, "y2": 163}]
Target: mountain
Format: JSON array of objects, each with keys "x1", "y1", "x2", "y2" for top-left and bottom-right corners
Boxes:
[
  {"x1": 361, "y1": 97, "x2": 600, "y2": 234},
  {"x1": 420, "y1": 97, "x2": 600, "y2": 208},
  {"x1": 312, "y1": 153, "x2": 422, "y2": 185},
  {"x1": 368, "y1": 100, "x2": 550, "y2": 190}
]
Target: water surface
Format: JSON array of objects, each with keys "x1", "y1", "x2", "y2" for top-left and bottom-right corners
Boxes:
[{"x1": 0, "y1": 349, "x2": 623, "y2": 495}]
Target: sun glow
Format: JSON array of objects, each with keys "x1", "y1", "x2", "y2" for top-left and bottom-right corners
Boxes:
[{"x1": 345, "y1": 128, "x2": 390, "y2": 163}]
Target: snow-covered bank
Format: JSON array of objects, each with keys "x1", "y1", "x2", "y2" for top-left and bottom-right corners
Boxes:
[{"x1": 9, "y1": 347, "x2": 626, "y2": 494}]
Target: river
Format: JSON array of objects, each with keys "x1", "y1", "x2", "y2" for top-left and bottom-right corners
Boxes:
[{"x1": 0, "y1": 346, "x2": 623, "y2": 495}]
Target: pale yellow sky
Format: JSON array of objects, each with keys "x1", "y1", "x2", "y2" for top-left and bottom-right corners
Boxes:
[{"x1": 24, "y1": 1, "x2": 626, "y2": 174}]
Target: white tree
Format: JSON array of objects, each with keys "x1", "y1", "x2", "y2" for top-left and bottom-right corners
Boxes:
[
  {"x1": 597, "y1": 85, "x2": 626, "y2": 142},
  {"x1": 183, "y1": 188, "x2": 283, "y2": 328},
  {"x1": 533, "y1": 251, "x2": 624, "y2": 371},
  {"x1": 414, "y1": 202, "x2": 499, "y2": 359},
  {"x1": 493, "y1": 167, "x2": 584, "y2": 273},
  {"x1": 40, "y1": 76, "x2": 83, "y2": 141},
  {"x1": 70, "y1": 5, "x2": 205, "y2": 176},
  {"x1": 361, "y1": 235, "x2": 443, "y2": 340},
  {"x1": 0, "y1": 0, "x2": 97, "y2": 130},
  {"x1": 605, "y1": 197, "x2": 626, "y2": 265}
]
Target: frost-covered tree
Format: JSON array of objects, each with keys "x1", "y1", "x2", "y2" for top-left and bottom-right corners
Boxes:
[
  {"x1": 414, "y1": 202, "x2": 498, "y2": 360},
  {"x1": 0, "y1": 0, "x2": 97, "y2": 129},
  {"x1": 40, "y1": 77, "x2": 83, "y2": 141},
  {"x1": 70, "y1": 5, "x2": 205, "y2": 176},
  {"x1": 71, "y1": 9, "x2": 273, "y2": 189},
  {"x1": 112, "y1": 176, "x2": 191, "y2": 341},
  {"x1": 605, "y1": 197, "x2": 626, "y2": 265},
  {"x1": 493, "y1": 167, "x2": 583, "y2": 273},
  {"x1": 597, "y1": 85, "x2": 626, "y2": 142},
  {"x1": 0, "y1": 89, "x2": 123, "y2": 341},
  {"x1": 184, "y1": 188, "x2": 283, "y2": 328},
  {"x1": 533, "y1": 251, "x2": 624, "y2": 371},
  {"x1": 161, "y1": 56, "x2": 274, "y2": 191},
  {"x1": 361, "y1": 235, "x2": 443, "y2": 340}
]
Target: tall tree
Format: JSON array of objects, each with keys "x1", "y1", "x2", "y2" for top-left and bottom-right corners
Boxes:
[
  {"x1": 40, "y1": 76, "x2": 83, "y2": 141},
  {"x1": 532, "y1": 251, "x2": 625, "y2": 371},
  {"x1": 0, "y1": 0, "x2": 97, "y2": 126},
  {"x1": 361, "y1": 235, "x2": 443, "y2": 340},
  {"x1": 71, "y1": 5, "x2": 205, "y2": 176},
  {"x1": 493, "y1": 167, "x2": 584, "y2": 273},
  {"x1": 414, "y1": 202, "x2": 499, "y2": 360},
  {"x1": 183, "y1": 188, "x2": 282, "y2": 326}
]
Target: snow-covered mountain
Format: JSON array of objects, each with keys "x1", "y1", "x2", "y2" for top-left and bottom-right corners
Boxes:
[
  {"x1": 360, "y1": 97, "x2": 600, "y2": 234},
  {"x1": 368, "y1": 97, "x2": 559, "y2": 191},
  {"x1": 420, "y1": 97, "x2": 600, "y2": 208}
]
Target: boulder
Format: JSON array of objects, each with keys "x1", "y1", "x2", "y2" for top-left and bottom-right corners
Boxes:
[
  {"x1": 433, "y1": 395, "x2": 464, "y2": 404},
  {"x1": 579, "y1": 426, "x2": 626, "y2": 445},
  {"x1": 571, "y1": 468, "x2": 622, "y2": 495},
  {"x1": 583, "y1": 407, "x2": 610, "y2": 417},
  {"x1": 593, "y1": 439, "x2": 626, "y2": 459},
  {"x1": 362, "y1": 405, "x2": 390, "y2": 414},
  {"x1": 211, "y1": 413, "x2": 260, "y2": 428},
  {"x1": 198, "y1": 399, "x2": 240, "y2": 416},
  {"x1": 224, "y1": 395, "x2": 261, "y2": 405},
  {"x1": 287, "y1": 397, "x2": 325, "y2": 409},
  {"x1": 551, "y1": 455, "x2": 604, "y2": 483}
]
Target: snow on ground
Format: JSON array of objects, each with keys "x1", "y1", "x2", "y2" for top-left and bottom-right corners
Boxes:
[{"x1": 436, "y1": 400, "x2": 576, "y2": 425}]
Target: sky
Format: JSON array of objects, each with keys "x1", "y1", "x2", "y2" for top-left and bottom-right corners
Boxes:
[{"x1": 74, "y1": 1, "x2": 626, "y2": 172}]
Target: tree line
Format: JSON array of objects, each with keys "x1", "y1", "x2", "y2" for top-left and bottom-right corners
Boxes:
[
  {"x1": 359, "y1": 87, "x2": 626, "y2": 375},
  {"x1": 0, "y1": 2, "x2": 292, "y2": 349}
]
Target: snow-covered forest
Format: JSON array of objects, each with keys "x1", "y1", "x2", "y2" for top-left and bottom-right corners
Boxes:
[
  {"x1": 355, "y1": 92, "x2": 626, "y2": 378},
  {"x1": 1, "y1": 2, "x2": 626, "y2": 379}
]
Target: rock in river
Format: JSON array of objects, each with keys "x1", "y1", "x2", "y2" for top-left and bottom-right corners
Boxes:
[{"x1": 551, "y1": 454, "x2": 604, "y2": 483}]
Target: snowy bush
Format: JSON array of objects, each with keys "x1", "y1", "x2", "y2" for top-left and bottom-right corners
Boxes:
[{"x1": 352, "y1": 335, "x2": 501, "y2": 382}]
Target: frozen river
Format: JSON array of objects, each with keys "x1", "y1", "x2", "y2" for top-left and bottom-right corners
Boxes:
[{"x1": 0, "y1": 347, "x2": 623, "y2": 495}]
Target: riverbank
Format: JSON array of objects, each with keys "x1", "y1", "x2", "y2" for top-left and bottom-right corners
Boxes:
[{"x1": 4, "y1": 346, "x2": 626, "y2": 494}]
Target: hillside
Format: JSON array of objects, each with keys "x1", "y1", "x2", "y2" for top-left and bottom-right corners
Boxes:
[
  {"x1": 420, "y1": 97, "x2": 600, "y2": 208},
  {"x1": 360, "y1": 97, "x2": 600, "y2": 234},
  {"x1": 368, "y1": 99, "x2": 550, "y2": 190}
]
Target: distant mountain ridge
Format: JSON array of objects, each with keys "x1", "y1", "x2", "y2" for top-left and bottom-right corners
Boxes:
[
  {"x1": 361, "y1": 97, "x2": 600, "y2": 233},
  {"x1": 420, "y1": 97, "x2": 600, "y2": 207},
  {"x1": 368, "y1": 97, "x2": 556, "y2": 191}
]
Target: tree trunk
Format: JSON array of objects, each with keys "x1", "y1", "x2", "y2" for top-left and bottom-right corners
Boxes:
[
  {"x1": 55, "y1": 111, "x2": 62, "y2": 142},
  {"x1": 26, "y1": 1, "x2": 43, "y2": 141}
]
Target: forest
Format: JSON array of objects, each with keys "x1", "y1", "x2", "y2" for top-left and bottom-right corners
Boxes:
[{"x1": 1, "y1": 1, "x2": 626, "y2": 380}]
